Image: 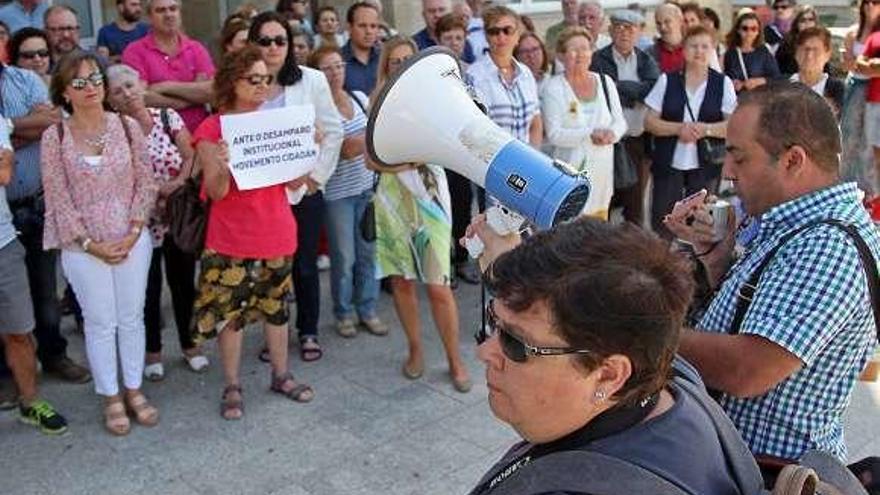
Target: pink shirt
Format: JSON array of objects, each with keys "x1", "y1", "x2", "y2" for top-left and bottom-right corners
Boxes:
[
  {"x1": 121, "y1": 32, "x2": 215, "y2": 132},
  {"x1": 193, "y1": 115, "x2": 298, "y2": 259},
  {"x1": 41, "y1": 113, "x2": 158, "y2": 250}
]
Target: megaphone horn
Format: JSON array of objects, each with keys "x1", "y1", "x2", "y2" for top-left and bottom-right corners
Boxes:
[{"x1": 366, "y1": 47, "x2": 590, "y2": 230}]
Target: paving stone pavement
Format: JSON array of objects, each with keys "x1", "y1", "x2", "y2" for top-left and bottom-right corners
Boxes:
[{"x1": 1, "y1": 272, "x2": 878, "y2": 495}]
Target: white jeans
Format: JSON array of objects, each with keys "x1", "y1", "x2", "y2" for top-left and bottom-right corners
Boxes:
[{"x1": 62, "y1": 232, "x2": 152, "y2": 396}]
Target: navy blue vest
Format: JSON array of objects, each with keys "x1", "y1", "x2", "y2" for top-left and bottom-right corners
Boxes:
[{"x1": 652, "y1": 70, "x2": 725, "y2": 177}]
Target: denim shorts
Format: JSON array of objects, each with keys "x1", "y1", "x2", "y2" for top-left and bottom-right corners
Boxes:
[{"x1": 0, "y1": 240, "x2": 35, "y2": 334}]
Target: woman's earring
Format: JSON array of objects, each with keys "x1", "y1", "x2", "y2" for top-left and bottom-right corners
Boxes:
[{"x1": 594, "y1": 390, "x2": 607, "y2": 401}]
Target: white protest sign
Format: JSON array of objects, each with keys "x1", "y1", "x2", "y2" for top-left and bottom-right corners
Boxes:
[{"x1": 220, "y1": 104, "x2": 319, "y2": 190}]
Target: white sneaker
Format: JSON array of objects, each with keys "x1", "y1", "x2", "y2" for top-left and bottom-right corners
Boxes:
[
  {"x1": 316, "y1": 255, "x2": 331, "y2": 271},
  {"x1": 144, "y1": 362, "x2": 164, "y2": 382},
  {"x1": 184, "y1": 354, "x2": 209, "y2": 373}
]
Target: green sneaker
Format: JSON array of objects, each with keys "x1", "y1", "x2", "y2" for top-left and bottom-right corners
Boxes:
[{"x1": 19, "y1": 399, "x2": 68, "y2": 435}]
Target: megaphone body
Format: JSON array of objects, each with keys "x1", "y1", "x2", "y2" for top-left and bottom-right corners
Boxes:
[{"x1": 366, "y1": 47, "x2": 590, "y2": 230}]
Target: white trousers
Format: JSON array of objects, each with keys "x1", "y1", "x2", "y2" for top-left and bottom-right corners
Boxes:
[{"x1": 62, "y1": 231, "x2": 152, "y2": 396}]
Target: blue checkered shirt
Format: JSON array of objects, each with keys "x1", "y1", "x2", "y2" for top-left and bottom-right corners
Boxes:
[
  {"x1": 697, "y1": 182, "x2": 879, "y2": 461},
  {"x1": 466, "y1": 58, "x2": 540, "y2": 143}
]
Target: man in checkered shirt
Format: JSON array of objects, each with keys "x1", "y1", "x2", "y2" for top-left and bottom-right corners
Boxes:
[{"x1": 666, "y1": 82, "x2": 880, "y2": 462}]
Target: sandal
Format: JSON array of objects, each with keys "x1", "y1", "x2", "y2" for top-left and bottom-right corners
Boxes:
[
  {"x1": 183, "y1": 353, "x2": 209, "y2": 373},
  {"x1": 299, "y1": 336, "x2": 323, "y2": 362},
  {"x1": 124, "y1": 391, "x2": 159, "y2": 427},
  {"x1": 103, "y1": 398, "x2": 131, "y2": 436},
  {"x1": 258, "y1": 347, "x2": 270, "y2": 363},
  {"x1": 270, "y1": 372, "x2": 314, "y2": 403},
  {"x1": 220, "y1": 385, "x2": 244, "y2": 421}
]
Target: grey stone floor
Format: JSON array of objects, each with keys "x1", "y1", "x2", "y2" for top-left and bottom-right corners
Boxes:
[{"x1": 1, "y1": 272, "x2": 878, "y2": 495}]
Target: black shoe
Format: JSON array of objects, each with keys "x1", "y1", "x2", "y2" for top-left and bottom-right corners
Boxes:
[
  {"x1": 19, "y1": 399, "x2": 68, "y2": 435},
  {"x1": 43, "y1": 356, "x2": 92, "y2": 384},
  {"x1": 455, "y1": 263, "x2": 482, "y2": 285}
]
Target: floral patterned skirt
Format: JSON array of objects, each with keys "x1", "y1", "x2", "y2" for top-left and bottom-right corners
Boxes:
[{"x1": 191, "y1": 250, "x2": 293, "y2": 343}]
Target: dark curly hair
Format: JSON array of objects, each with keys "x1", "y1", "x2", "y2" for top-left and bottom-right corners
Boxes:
[
  {"x1": 212, "y1": 45, "x2": 264, "y2": 112},
  {"x1": 9, "y1": 27, "x2": 50, "y2": 67},
  {"x1": 484, "y1": 218, "x2": 695, "y2": 407}
]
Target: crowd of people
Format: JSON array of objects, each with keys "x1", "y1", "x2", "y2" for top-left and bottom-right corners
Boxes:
[{"x1": 0, "y1": 0, "x2": 878, "y2": 492}]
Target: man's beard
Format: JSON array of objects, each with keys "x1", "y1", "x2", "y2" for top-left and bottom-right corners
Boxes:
[{"x1": 122, "y1": 11, "x2": 141, "y2": 23}]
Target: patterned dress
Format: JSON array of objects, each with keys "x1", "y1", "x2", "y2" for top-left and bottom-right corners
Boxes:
[{"x1": 374, "y1": 165, "x2": 452, "y2": 286}]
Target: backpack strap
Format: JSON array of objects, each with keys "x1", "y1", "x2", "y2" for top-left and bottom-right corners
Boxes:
[
  {"x1": 730, "y1": 219, "x2": 880, "y2": 344},
  {"x1": 488, "y1": 450, "x2": 691, "y2": 495}
]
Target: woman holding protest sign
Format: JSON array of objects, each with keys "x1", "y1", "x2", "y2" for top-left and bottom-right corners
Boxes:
[
  {"x1": 105, "y1": 64, "x2": 209, "y2": 382},
  {"x1": 248, "y1": 11, "x2": 343, "y2": 363},
  {"x1": 192, "y1": 46, "x2": 314, "y2": 421}
]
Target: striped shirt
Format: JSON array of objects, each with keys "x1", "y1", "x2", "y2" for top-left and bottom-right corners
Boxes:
[
  {"x1": 697, "y1": 182, "x2": 880, "y2": 461},
  {"x1": 0, "y1": 66, "x2": 50, "y2": 201},
  {"x1": 466, "y1": 58, "x2": 540, "y2": 143},
  {"x1": 324, "y1": 91, "x2": 374, "y2": 202}
]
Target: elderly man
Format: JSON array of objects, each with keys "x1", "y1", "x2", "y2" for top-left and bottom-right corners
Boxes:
[
  {"x1": 463, "y1": 216, "x2": 767, "y2": 494},
  {"x1": 545, "y1": 0, "x2": 578, "y2": 53},
  {"x1": 578, "y1": 1, "x2": 610, "y2": 49},
  {"x1": 590, "y1": 9, "x2": 659, "y2": 227},
  {"x1": 651, "y1": 3, "x2": 685, "y2": 73},
  {"x1": 414, "y1": 0, "x2": 476, "y2": 63},
  {"x1": 122, "y1": 0, "x2": 214, "y2": 133},
  {"x1": 97, "y1": 0, "x2": 149, "y2": 62},
  {"x1": 341, "y1": 1, "x2": 381, "y2": 95},
  {"x1": 44, "y1": 5, "x2": 82, "y2": 64},
  {"x1": 669, "y1": 82, "x2": 880, "y2": 463},
  {"x1": 0, "y1": 0, "x2": 46, "y2": 33}
]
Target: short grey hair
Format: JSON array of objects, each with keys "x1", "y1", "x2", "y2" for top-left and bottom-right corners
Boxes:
[
  {"x1": 106, "y1": 63, "x2": 142, "y2": 83},
  {"x1": 144, "y1": 0, "x2": 180, "y2": 14}
]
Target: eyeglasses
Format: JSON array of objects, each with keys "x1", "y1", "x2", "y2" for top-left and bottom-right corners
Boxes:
[
  {"x1": 47, "y1": 25, "x2": 79, "y2": 34},
  {"x1": 516, "y1": 46, "x2": 543, "y2": 56},
  {"x1": 773, "y1": 4, "x2": 792, "y2": 9},
  {"x1": 739, "y1": 25, "x2": 760, "y2": 32},
  {"x1": 486, "y1": 25, "x2": 516, "y2": 37},
  {"x1": 70, "y1": 72, "x2": 104, "y2": 90},
  {"x1": 255, "y1": 35, "x2": 287, "y2": 47},
  {"x1": 868, "y1": 0, "x2": 880, "y2": 6},
  {"x1": 19, "y1": 49, "x2": 50, "y2": 60},
  {"x1": 800, "y1": 16, "x2": 817, "y2": 22},
  {"x1": 318, "y1": 62, "x2": 345, "y2": 72},
  {"x1": 239, "y1": 74, "x2": 274, "y2": 86},
  {"x1": 475, "y1": 299, "x2": 593, "y2": 363}
]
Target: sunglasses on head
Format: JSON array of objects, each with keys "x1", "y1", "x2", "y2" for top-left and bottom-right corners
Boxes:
[
  {"x1": 475, "y1": 299, "x2": 593, "y2": 363},
  {"x1": 239, "y1": 73, "x2": 274, "y2": 86},
  {"x1": 486, "y1": 25, "x2": 516, "y2": 37},
  {"x1": 256, "y1": 35, "x2": 287, "y2": 47},
  {"x1": 70, "y1": 71, "x2": 104, "y2": 90},
  {"x1": 19, "y1": 49, "x2": 49, "y2": 60}
]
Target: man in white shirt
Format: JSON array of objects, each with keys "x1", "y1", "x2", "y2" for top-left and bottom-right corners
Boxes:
[{"x1": 578, "y1": 1, "x2": 611, "y2": 50}]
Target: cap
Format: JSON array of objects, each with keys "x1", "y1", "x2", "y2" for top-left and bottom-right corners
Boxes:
[{"x1": 609, "y1": 9, "x2": 644, "y2": 25}]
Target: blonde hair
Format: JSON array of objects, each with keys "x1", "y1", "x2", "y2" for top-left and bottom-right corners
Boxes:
[
  {"x1": 372, "y1": 35, "x2": 418, "y2": 101},
  {"x1": 556, "y1": 26, "x2": 593, "y2": 54}
]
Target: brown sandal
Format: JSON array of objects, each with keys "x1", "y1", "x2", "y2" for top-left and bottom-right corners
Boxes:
[
  {"x1": 270, "y1": 372, "x2": 314, "y2": 403},
  {"x1": 124, "y1": 391, "x2": 159, "y2": 427},
  {"x1": 104, "y1": 398, "x2": 131, "y2": 436},
  {"x1": 220, "y1": 385, "x2": 244, "y2": 421}
]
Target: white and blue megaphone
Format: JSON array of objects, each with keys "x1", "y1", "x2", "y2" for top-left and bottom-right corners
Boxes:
[{"x1": 366, "y1": 47, "x2": 590, "y2": 246}]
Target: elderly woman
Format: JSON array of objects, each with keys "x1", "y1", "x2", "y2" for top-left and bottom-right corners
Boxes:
[
  {"x1": 10, "y1": 27, "x2": 51, "y2": 87},
  {"x1": 775, "y1": 6, "x2": 821, "y2": 76},
  {"x1": 105, "y1": 64, "x2": 208, "y2": 381},
  {"x1": 192, "y1": 46, "x2": 314, "y2": 420},
  {"x1": 645, "y1": 26, "x2": 737, "y2": 238},
  {"x1": 724, "y1": 11, "x2": 782, "y2": 92},
  {"x1": 41, "y1": 52, "x2": 158, "y2": 436},
  {"x1": 247, "y1": 11, "x2": 343, "y2": 362},
  {"x1": 542, "y1": 27, "x2": 627, "y2": 220},
  {"x1": 464, "y1": 216, "x2": 766, "y2": 494},
  {"x1": 467, "y1": 6, "x2": 542, "y2": 148},
  {"x1": 791, "y1": 26, "x2": 845, "y2": 117},
  {"x1": 370, "y1": 36, "x2": 471, "y2": 393},
  {"x1": 308, "y1": 45, "x2": 386, "y2": 345}
]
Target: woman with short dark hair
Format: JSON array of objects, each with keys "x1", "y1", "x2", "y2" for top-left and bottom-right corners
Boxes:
[
  {"x1": 791, "y1": 26, "x2": 844, "y2": 117},
  {"x1": 10, "y1": 27, "x2": 51, "y2": 86}
]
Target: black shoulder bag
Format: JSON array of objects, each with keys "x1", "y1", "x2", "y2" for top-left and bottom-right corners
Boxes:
[
  {"x1": 681, "y1": 74, "x2": 726, "y2": 168},
  {"x1": 346, "y1": 89, "x2": 378, "y2": 242},
  {"x1": 598, "y1": 72, "x2": 638, "y2": 189}
]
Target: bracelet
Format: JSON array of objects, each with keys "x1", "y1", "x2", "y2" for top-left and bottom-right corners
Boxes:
[
  {"x1": 695, "y1": 241, "x2": 721, "y2": 258},
  {"x1": 81, "y1": 238, "x2": 93, "y2": 252}
]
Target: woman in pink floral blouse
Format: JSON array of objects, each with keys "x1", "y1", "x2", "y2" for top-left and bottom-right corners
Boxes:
[
  {"x1": 41, "y1": 52, "x2": 158, "y2": 436},
  {"x1": 106, "y1": 63, "x2": 209, "y2": 382}
]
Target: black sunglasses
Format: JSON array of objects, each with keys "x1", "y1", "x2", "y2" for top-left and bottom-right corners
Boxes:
[
  {"x1": 475, "y1": 299, "x2": 593, "y2": 363},
  {"x1": 19, "y1": 49, "x2": 49, "y2": 60},
  {"x1": 486, "y1": 25, "x2": 516, "y2": 37},
  {"x1": 239, "y1": 73, "x2": 274, "y2": 86},
  {"x1": 256, "y1": 35, "x2": 287, "y2": 47}
]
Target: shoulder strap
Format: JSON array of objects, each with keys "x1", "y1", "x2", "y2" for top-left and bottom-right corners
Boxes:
[
  {"x1": 681, "y1": 72, "x2": 698, "y2": 122},
  {"x1": 736, "y1": 48, "x2": 749, "y2": 80},
  {"x1": 344, "y1": 88, "x2": 367, "y2": 115},
  {"x1": 159, "y1": 108, "x2": 173, "y2": 139},
  {"x1": 489, "y1": 450, "x2": 691, "y2": 495},
  {"x1": 118, "y1": 113, "x2": 133, "y2": 146},
  {"x1": 730, "y1": 220, "x2": 880, "y2": 342},
  {"x1": 598, "y1": 72, "x2": 612, "y2": 114}
]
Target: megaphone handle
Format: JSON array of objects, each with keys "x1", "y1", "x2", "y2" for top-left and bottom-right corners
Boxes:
[{"x1": 463, "y1": 206, "x2": 525, "y2": 260}]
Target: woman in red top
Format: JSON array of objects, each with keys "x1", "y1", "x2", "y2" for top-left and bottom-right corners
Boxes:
[{"x1": 191, "y1": 47, "x2": 314, "y2": 420}]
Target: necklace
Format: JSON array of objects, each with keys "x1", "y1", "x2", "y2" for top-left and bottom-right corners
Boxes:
[{"x1": 83, "y1": 131, "x2": 108, "y2": 149}]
